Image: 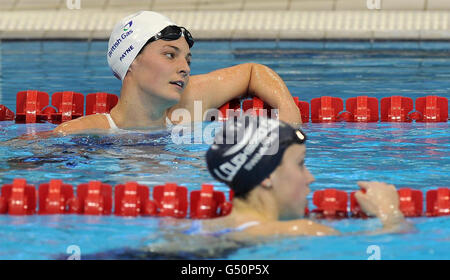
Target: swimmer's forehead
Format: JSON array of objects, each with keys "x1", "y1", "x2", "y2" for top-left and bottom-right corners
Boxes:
[
  {"x1": 288, "y1": 144, "x2": 306, "y2": 159},
  {"x1": 161, "y1": 44, "x2": 192, "y2": 58},
  {"x1": 299, "y1": 145, "x2": 306, "y2": 157}
]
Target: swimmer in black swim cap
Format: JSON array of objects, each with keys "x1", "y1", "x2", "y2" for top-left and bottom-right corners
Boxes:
[
  {"x1": 185, "y1": 115, "x2": 412, "y2": 238},
  {"x1": 207, "y1": 115, "x2": 308, "y2": 201},
  {"x1": 207, "y1": 115, "x2": 312, "y2": 219}
]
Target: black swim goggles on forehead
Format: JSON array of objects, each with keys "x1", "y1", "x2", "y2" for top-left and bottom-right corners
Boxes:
[
  {"x1": 279, "y1": 127, "x2": 307, "y2": 148},
  {"x1": 148, "y1": 25, "x2": 194, "y2": 48}
]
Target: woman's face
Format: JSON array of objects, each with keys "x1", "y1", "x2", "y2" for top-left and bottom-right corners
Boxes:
[
  {"x1": 270, "y1": 144, "x2": 314, "y2": 219},
  {"x1": 129, "y1": 37, "x2": 191, "y2": 103}
]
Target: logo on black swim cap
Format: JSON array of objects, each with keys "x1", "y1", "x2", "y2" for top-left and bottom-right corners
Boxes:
[
  {"x1": 206, "y1": 115, "x2": 306, "y2": 198},
  {"x1": 222, "y1": 120, "x2": 254, "y2": 157}
]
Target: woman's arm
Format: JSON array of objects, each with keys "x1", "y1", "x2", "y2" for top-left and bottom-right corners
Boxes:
[
  {"x1": 277, "y1": 219, "x2": 341, "y2": 236},
  {"x1": 53, "y1": 114, "x2": 111, "y2": 135},
  {"x1": 271, "y1": 181, "x2": 413, "y2": 237},
  {"x1": 183, "y1": 63, "x2": 301, "y2": 124}
]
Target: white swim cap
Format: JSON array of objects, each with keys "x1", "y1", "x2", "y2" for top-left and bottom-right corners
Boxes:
[{"x1": 107, "y1": 11, "x2": 176, "y2": 81}]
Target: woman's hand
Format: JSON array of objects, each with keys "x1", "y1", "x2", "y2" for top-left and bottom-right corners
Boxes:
[{"x1": 354, "y1": 181, "x2": 405, "y2": 228}]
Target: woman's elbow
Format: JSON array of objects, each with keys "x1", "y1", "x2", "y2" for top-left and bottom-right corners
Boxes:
[
  {"x1": 53, "y1": 124, "x2": 69, "y2": 135},
  {"x1": 53, "y1": 119, "x2": 82, "y2": 135}
]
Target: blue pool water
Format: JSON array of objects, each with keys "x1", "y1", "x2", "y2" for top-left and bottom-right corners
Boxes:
[{"x1": 0, "y1": 41, "x2": 449, "y2": 260}]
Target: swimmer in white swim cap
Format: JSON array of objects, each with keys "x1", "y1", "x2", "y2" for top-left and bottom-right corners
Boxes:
[{"x1": 54, "y1": 11, "x2": 301, "y2": 134}]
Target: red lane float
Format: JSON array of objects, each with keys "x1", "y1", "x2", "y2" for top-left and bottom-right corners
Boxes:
[
  {"x1": 413, "y1": 95, "x2": 448, "y2": 122},
  {"x1": 0, "y1": 105, "x2": 15, "y2": 121},
  {"x1": 218, "y1": 97, "x2": 309, "y2": 123},
  {"x1": 217, "y1": 98, "x2": 241, "y2": 121},
  {"x1": 332, "y1": 187, "x2": 449, "y2": 219},
  {"x1": 312, "y1": 189, "x2": 348, "y2": 218},
  {"x1": 426, "y1": 188, "x2": 450, "y2": 217},
  {"x1": 380, "y1": 96, "x2": 414, "y2": 122},
  {"x1": 189, "y1": 184, "x2": 232, "y2": 219},
  {"x1": 12, "y1": 90, "x2": 118, "y2": 124},
  {"x1": 15, "y1": 90, "x2": 50, "y2": 123},
  {"x1": 114, "y1": 182, "x2": 156, "y2": 217},
  {"x1": 49, "y1": 91, "x2": 84, "y2": 124},
  {"x1": 153, "y1": 183, "x2": 188, "y2": 218},
  {"x1": 0, "y1": 197, "x2": 4, "y2": 213},
  {"x1": 398, "y1": 188, "x2": 423, "y2": 217},
  {"x1": 86, "y1": 92, "x2": 118, "y2": 115},
  {"x1": 339, "y1": 96, "x2": 379, "y2": 122},
  {"x1": 4, "y1": 93, "x2": 449, "y2": 124},
  {"x1": 311, "y1": 96, "x2": 344, "y2": 123},
  {"x1": 1, "y1": 179, "x2": 449, "y2": 219},
  {"x1": 0, "y1": 178, "x2": 36, "y2": 215},
  {"x1": 206, "y1": 95, "x2": 448, "y2": 124},
  {"x1": 242, "y1": 97, "x2": 274, "y2": 117},
  {"x1": 38, "y1": 179, "x2": 74, "y2": 214},
  {"x1": 69, "y1": 181, "x2": 112, "y2": 215},
  {"x1": 293, "y1": 97, "x2": 310, "y2": 123}
]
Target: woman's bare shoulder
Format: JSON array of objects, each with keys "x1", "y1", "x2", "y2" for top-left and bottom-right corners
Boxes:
[{"x1": 53, "y1": 114, "x2": 111, "y2": 135}]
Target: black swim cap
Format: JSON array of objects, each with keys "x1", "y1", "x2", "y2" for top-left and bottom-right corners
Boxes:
[{"x1": 206, "y1": 115, "x2": 307, "y2": 198}]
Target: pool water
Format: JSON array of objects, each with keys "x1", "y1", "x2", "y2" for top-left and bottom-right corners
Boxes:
[{"x1": 0, "y1": 41, "x2": 449, "y2": 260}]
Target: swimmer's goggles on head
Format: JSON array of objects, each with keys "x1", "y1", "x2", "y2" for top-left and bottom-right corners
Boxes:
[
  {"x1": 147, "y1": 25, "x2": 194, "y2": 48},
  {"x1": 279, "y1": 127, "x2": 307, "y2": 148}
]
